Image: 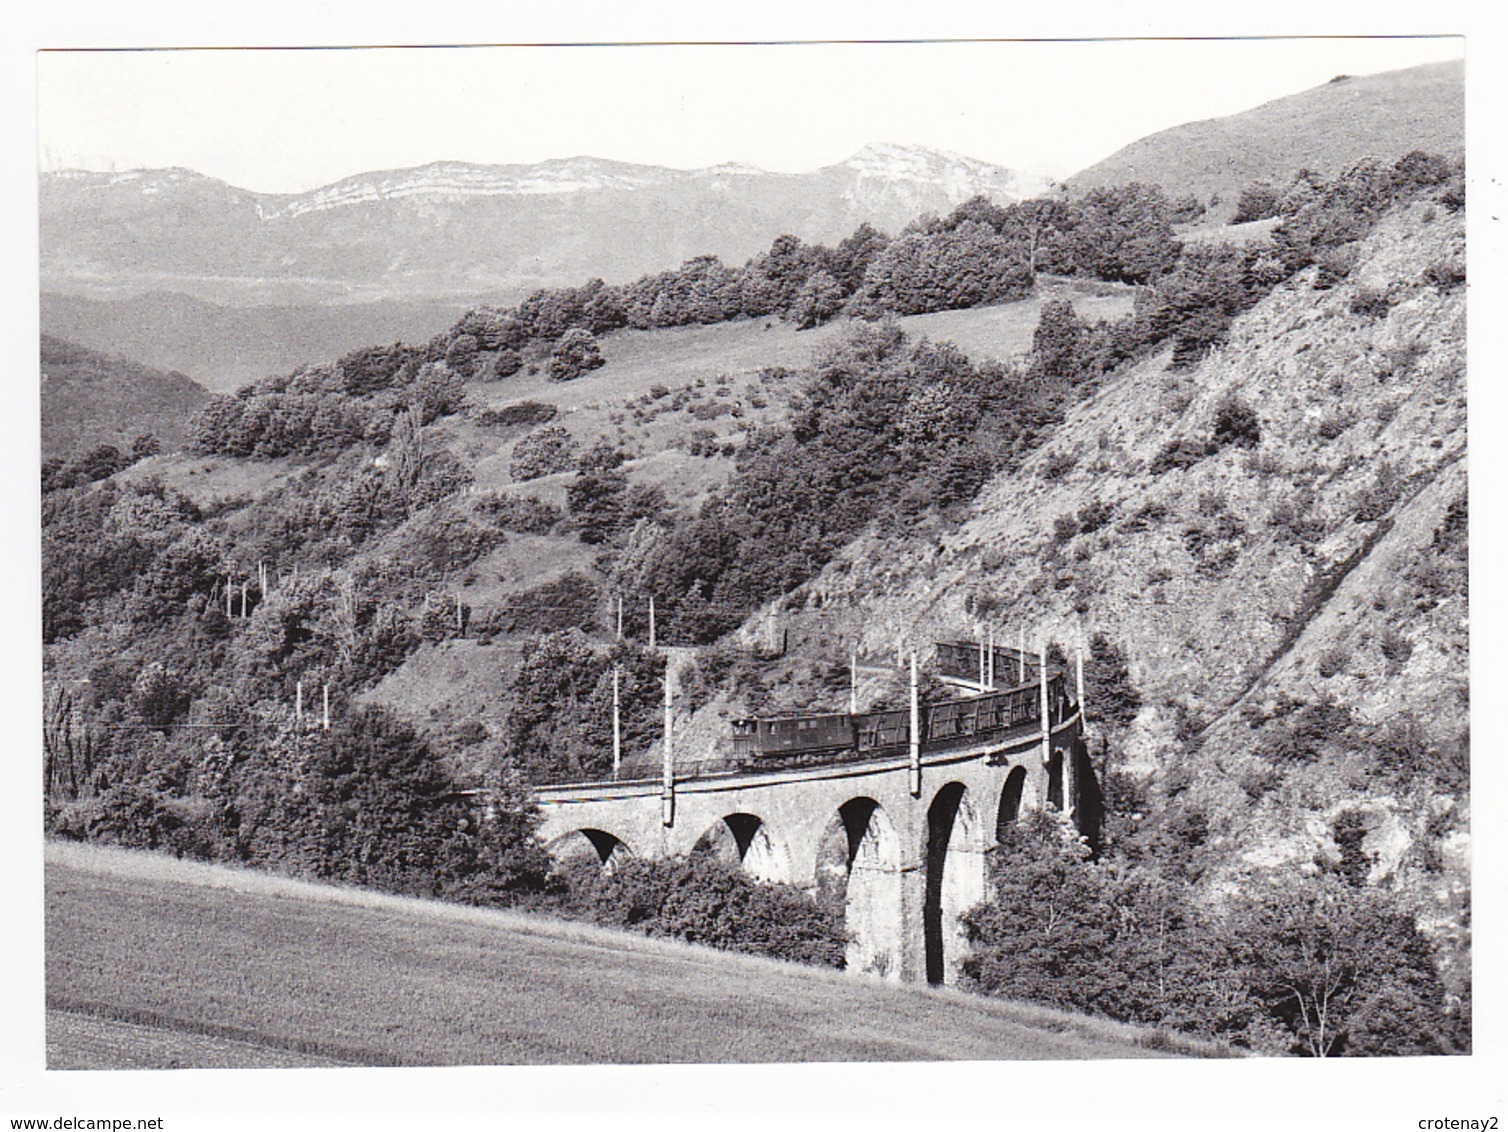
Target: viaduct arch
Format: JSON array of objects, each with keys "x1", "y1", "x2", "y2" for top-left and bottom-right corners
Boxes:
[{"x1": 534, "y1": 707, "x2": 1088, "y2": 985}]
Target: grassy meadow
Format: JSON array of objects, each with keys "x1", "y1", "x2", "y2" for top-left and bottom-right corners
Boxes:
[{"x1": 45, "y1": 842, "x2": 1197, "y2": 1068}]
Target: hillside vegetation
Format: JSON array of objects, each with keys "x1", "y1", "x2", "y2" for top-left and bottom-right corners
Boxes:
[
  {"x1": 742, "y1": 176, "x2": 1468, "y2": 1024},
  {"x1": 1070, "y1": 60, "x2": 1463, "y2": 216},
  {"x1": 41, "y1": 144, "x2": 1468, "y2": 1056},
  {"x1": 40, "y1": 334, "x2": 208, "y2": 460}
]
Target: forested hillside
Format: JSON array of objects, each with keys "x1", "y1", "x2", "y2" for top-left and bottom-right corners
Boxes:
[
  {"x1": 40, "y1": 335, "x2": 208, "y2": 461},
  {"x1": 722, "y1": 160, "x2": 1468, "y2": 1052},
  {"x1": 41, "y1": 147, "x2": 1468, "y2": 1056}
]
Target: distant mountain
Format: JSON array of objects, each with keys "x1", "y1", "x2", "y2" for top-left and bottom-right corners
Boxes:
[
  {"x1": 40, "y1": 144, "x2": 1055, "y2": 308},
  {"x1": 40, "y1": 335, "x2": 209, "y2": 459},
  {"x1": 1068, "y1": 60, "x2": 1463, "y2": 208}
]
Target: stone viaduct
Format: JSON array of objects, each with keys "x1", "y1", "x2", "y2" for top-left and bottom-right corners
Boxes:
[{"x1": 534, "y1": 648, "x2": 1095, "y2": 987}]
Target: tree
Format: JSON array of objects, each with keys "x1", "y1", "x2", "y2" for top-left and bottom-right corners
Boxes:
[
  {"x1": 566, "y1": 468, "x2": 628, "y2": 545},
  {"x1": 548, "y1": 328, "x2": 606, "y2": 382},
  {"x1": 1029, "y1": 299, "x2": 1089, "y2": 381},
  {"x1": 1084, "y1": 632, "x2": 1140, "y2": 732},
  {"x1": 1226, "y1": 876, "x2": 1451, "y2": 1056},
  {"x1": 492, "y1": 349, "x2": 523, "y2": 378},
  {"x1": 826, "y1": 222, "x2": 890, "y2": 293},
  {"x1": 790, "y1": 270, "x2": 845, "y2": 329},
  {"x1": 308, "y1": 706, "x2": 467, "y2": 894},
  {"x1": 1233, "y1": 182, "x2": 1282, "y2": 224},
  {"x1": 567, "y1": 853, "x2": 846, "y2": 967},
  {"x1": 388, "y1": 405, "x2": 426, "y2": 518},
  {"x1": 443, "y1": 333, "x2": 480, "y2": 377},
  {"x1": 1070, "y1": 183, "x2": 1179, "y2": 284}
]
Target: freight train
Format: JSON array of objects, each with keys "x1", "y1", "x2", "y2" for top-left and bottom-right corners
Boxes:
[{"x1": 730, "y1": 641, "x2": 1072, "y2": 766}]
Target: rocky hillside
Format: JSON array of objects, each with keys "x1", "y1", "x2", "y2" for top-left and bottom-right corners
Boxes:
[
  {"x1": 40, "y1": 145, "x2": 1053, "y2": 308},
  {"x1": 738, "y1": 199, "x2": 1467, "y2": 958},
  {"x1": 40, "y1": 335, "x2": 208, "y2": 459},
  {"x1": 1069, "y1": 60, "x2": 1463, "y2": 212}
]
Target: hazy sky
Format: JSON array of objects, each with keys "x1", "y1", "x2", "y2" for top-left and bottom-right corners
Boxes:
[{"x1": 37, "y1": 36, "x2": 1463, "y2": 194}]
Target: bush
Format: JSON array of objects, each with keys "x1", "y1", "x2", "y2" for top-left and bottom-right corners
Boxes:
[
  {"x1": 476, "y1": 400, "x2": 557, "y2": 429},
  {"x1": 492, "y1": 349, "x2": 524, "y2": 379},
  {"x1": 1076, "y1": 498, "x2": 1115, "y2": 535},
  {"x1": 1316, "y1": 646, "x2": 1350, "y2": 679},
  {"x1": 509, "y1": 425, "x2": 578, "y2": 481},
  {"x1": 1314, "y1": 243, "x2": 1360, "y2": 289},
  {"x1": 1150, "y1": 437, "x2": 1213, "y2": 474},
  {"x1": 1379, "y1": 625, "x2": 1413, "y2": 669},
  {"x1": 475, "y1": 493, "x2": 563, "y2": 534},
  {"x1": 1316, "y1": 410, "x2": 1356, "y2": 440},
  {"x1": 548, "y1": 328, "x2": 606, "y2": 382},
  {"x1": 1424, "y1": 258, "x2": 1466, "y2": 293},
  {"x1": 1040, "y1": 449, "x2": 1077, "y2": 481},
  {"x1": 1349, "y1": 287, "x2": 1394, "y2": 319},
  {"x1": 1211, "y1": 395, "x2": 1261, "y2": 449},
  {"x1": 1375, "y1": 341, "x2": 1428, "y2": 381},
  {"x1": 1232, "y1": 182, "x2": 1282, "y2": 224},
  {"x1": 564, "y1": 854, "x2": 846, "y2": 968},
  {"x1": 1255, "y1": 699, "x2": 1355, "y2": 763},
  {"x1": 1353, "y1": 463, "x2": 1403, "y2": 522}
]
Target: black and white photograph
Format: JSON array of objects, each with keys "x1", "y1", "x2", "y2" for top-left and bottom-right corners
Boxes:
[{"x1": 6, "y1": 3, "x2": 1500, "y2": 1123}]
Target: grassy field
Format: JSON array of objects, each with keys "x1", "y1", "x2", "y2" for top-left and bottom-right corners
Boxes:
[{"x1": 45, "y1": 842, "x2": 1194, "y2": 1069}]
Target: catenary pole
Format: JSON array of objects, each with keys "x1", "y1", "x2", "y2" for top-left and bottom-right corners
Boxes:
[{"x1": 908, "y1": 651, "x2": 921, "y2": 797}]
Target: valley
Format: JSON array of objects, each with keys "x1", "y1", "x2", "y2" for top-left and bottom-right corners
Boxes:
[{"x1": 36, "y1": 53, "x2": 1470, "y2": 1065}]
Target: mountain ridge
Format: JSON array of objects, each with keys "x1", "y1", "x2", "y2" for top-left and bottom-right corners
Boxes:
[{"x1": 40, "y1": 143, "x2": 1055, "y2": 310}]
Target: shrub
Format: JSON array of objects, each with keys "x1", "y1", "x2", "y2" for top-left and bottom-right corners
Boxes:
[
  {"x1": 563, "y1": 854, "x2": 846, "y2": 968},
  {"x1": 1379, "y1": 625, "x2": 1413, "y2": 669},
  {"x1": 509, "y1": 425, "x2": 578, "y2": 481},
  {"x1": 1233, "y1": 182, "x2": 1282, "y2": 224},
  {"x1": 1423, "y1": 258, "x2": 1466, "y2": 293},
  {"x1": 1375, "y1": 341, "x2": 1427, "y2": 381},
  {"x1": 1211, "y1": 395, "x2": 1261, "y2": 449},
  {"x1": 1349, "y1": 287, "x2": 1393, "y2": 319},
  {"x1": 1353, "y1": 463, "x2": 1403, "y2": 523},
  {"x1": 1314, "y1": 243, "x2": 1360, "y2": 289},
  {"x1": 1438, "y1": 176, "x2": 1465, "y2": 213},
  {"x1": 1123, "y1": 499, "x2": 1170, "y2": 532},
  {"x1": 1254, "y1": 699, "x2": 1355, "y2": 764},
  {"x1": 1151, "y1": 437, "x2": 1213, "y2": 475},
  {"x1": 509, "y1": 572, "x2": 601, "y2": 636},
  {"x1": 1040, "y1": 449, "x2": 1077, "y2": 481},
  {"x1": 1076, "y1": 498, "x2": 1115, "y2": 535},
  {"x1": 474, "y1": 493, "x2": 562, "y2": 534},
  {"x1": 492, "y1": 349, "x2": 524, "y2": 378},
  {"x1": 548, "y1": 328, "x2": 606, "y2": 382},
  {"x1": 1316, "y1": 646, "x2": 1350, "y2": 679},
  {"x1": 1316, "y1": 410, "x2": 1356, "y2": 440}
]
